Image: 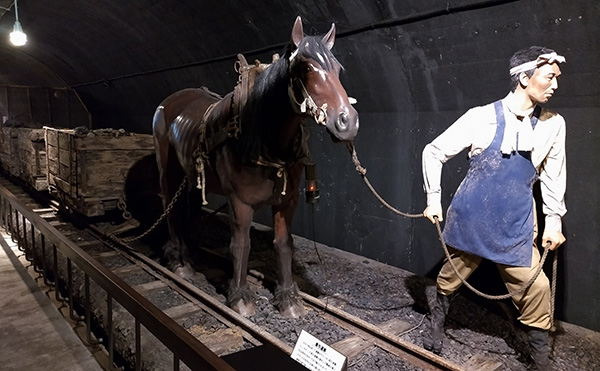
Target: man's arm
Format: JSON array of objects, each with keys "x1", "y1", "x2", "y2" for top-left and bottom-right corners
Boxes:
[{"x1": 539, "y1": 115, "x2": 567, "y2": 250}]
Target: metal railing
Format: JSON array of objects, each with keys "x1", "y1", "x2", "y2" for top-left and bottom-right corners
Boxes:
[{"x1": 0, "y1": 181, "x2": 235, "y2": 371}]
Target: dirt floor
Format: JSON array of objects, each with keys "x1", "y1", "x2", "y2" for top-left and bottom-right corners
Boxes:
[{"x1": 177, "y1": 212, "x2": 600, "y2": 371}]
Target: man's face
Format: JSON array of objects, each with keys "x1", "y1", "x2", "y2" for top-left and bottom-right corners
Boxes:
[{"x1": 524, "y1": 63, "x2": 562, "y2": 104}]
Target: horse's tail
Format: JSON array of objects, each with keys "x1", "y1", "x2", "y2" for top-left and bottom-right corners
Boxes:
[
  {"x1": 152, "y1": 104, "x2": 173, "y2": 197},
  {"x1": 152, "y1": 105, "x2": 167, "y2": 139}
]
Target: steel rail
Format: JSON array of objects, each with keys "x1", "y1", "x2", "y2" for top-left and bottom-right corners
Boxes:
[
  {"x1": 300, "y1": 293, "x2": 464, "y2": 371},
  {"x1": 89, "y1": 223, "x2": 295, "y2": 356}
]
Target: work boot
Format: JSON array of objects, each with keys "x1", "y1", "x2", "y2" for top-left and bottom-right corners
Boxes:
[
  {"x1": 527, "y1": 327, "x2": 553, "y2": 370},
  {"x1": 423, "y1": 292, "x2": 450, "y2": 354}
]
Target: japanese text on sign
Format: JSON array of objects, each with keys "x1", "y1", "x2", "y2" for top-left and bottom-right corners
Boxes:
[{"x1": 291, "y1": 330, "x2": 347, "y2": 371}]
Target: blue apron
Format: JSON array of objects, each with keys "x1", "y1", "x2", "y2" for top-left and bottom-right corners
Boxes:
[{"x1": 442, "y1": 101, "x2": 540, "y2": 267}]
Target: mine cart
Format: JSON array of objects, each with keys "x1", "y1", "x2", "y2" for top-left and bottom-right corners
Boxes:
[
  {"x1": 44, "y1": 127, "x2": 154, "y2": 217},
  {"x1": 0, "y1": 127, "x2": 48, "y2": 191}
]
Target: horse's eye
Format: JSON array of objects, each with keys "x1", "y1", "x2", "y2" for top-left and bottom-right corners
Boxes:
[{"x1": 304, "y1": 63, "x2": 319, "y2": 74}]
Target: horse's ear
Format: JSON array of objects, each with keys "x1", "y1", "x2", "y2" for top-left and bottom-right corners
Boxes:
[
  {"x1": 322, "y1": 23, "x2": 336, "y2": 50},
  {"x1": 291, "y1": 16, "x2": 304, "y2": 48}
]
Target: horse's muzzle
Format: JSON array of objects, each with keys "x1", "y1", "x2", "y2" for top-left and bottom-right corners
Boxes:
[{"x1": 332, "y1": 111, "x2": 359, "y2": 141}]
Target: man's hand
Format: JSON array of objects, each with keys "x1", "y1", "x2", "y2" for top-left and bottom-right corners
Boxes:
[
  {"x1": 541, "y1": 231, "x2": 566, "y2": 251},
  {"x1": 424, "y1": 204, "x2": 443, "y2": 224}
]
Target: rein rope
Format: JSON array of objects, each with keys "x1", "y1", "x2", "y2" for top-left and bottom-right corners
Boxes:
[
  {"x1": 346, "y1": 142, "x2": 424, "y2": 219},
  {"x1": 346, "y1": 141, "x2": 558, "y2": 324}
]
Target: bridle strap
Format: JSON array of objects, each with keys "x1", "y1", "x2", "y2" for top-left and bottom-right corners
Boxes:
[{"x1": 288, "y1": 76, "x2": 328, "y2": 125}]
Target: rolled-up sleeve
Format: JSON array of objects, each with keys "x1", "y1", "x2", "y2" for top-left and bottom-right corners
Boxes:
[{"x1": 538, "y1": 116, "x2": 567, "y2": 233}]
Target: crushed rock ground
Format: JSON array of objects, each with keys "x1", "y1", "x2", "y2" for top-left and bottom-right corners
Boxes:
[{"x1": 177, "y1": 212, "x2": 600, "y2": 371}]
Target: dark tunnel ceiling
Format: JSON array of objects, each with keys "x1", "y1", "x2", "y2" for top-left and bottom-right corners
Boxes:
[
  {"x1": 0, "y1": 0, "x2": 530, "y2": 88},
  {"x1": 0, "y1": 0, "x2": 364, "y2": 88}
]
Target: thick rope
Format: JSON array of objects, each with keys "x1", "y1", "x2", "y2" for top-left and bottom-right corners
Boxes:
[
  {"x1": 346, "y1": 140, "x2": 558, "y2": 317},
  {"x1": 195, "y1": 154, "x2": 209, "y2": 205},
  {"x1": 346, "y1": 142, "x2": 423, "y2": 219},
  {"x1": 434, "y1": 218, "x2": 551, "y2": 300},
  {"x1": 254, "y1": 157, "x2": 288, "y2": 196}
]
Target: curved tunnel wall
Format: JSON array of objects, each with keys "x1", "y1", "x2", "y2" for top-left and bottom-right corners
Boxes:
[{"x1": 0, "y1": 0, "x2": 598, "y2": 331}]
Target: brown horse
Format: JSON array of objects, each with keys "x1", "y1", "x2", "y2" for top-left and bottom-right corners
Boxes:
[{"x1": 152, "y1": 16, "x2": 359, "y2": 318}]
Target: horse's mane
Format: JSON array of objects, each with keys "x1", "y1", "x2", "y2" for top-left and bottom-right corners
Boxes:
[
  {"x1": 236, "y1": 36, "x2": 342, "y2": 164},
  {"x1": 236, "y1": 50, "x2": 291, "y2": 164}
]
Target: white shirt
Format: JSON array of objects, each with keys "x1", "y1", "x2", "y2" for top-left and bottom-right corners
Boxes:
[{"x1": 422, "y1": 94, "x2": 567, "y2": 233}]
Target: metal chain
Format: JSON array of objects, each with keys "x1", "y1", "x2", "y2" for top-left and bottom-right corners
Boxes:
[
  {"x1": 110, "y1": 176, "x2": 188, "y2": 243},
  {"x1": 346, "y1": 141, "x2": 558, "y2": 310},
  {"x1": 117, "y1": 195, "x2": 132, "y2": 220}
]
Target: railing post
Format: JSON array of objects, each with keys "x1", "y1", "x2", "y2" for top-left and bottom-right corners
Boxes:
[
  {"x1": 67, "y1": 258, "x2": 82, "y2": 322},
  {"x1": 52, "y1": 244, "x2": 66, "y2": 304},
  {"x1": 41, "y1": 234, "x2": 53, "y2": 286},
  {"x1": 108, "y1": 294, "x2": 115, "y2": 370},
  {"x1": 31, "y1": 224, "x2": 43, "y2": 275},
  {"x1": 135, "y1": 319, "x2": 142, "y2": 371},
  {"x1": 84, "y1": 273, "x2": 99, "y2": 346}
]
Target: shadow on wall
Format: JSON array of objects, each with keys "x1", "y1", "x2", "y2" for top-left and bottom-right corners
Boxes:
[
  {"x1": 0, "y1": 86, "x2": 91, "y2": 129},
  {"x1": 2, "y1": 113, "x2": 41, "y2": 128}
]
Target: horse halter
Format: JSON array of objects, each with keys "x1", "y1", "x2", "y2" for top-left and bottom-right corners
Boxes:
[{"x1": 287, "y1": 50, "x2": 328, "y2": 125}]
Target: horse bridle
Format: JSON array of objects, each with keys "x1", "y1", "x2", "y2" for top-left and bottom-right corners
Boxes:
[{"x1": 287, "y1": 50, "x2": 329, "y2": 126}]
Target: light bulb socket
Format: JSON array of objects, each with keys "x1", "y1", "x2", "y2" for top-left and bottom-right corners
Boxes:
[{"x1": 12, "y1": 20, "x2": 23, "y2": 32}]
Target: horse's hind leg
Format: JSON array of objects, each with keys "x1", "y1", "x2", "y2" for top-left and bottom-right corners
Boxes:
[
  {"x1": 153, "y1": 107, "x2": 192, "y2": 274},
  {"x1": 272, "y1": 201, "x2": 306, "y2": 318},
  {"x1": 226, "y1": 196, "x2": 257, "y2": 317}
]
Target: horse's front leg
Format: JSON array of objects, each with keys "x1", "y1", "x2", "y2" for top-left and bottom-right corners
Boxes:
[
  {"x1": 272, "y1": 199, "x2": 306, "y2": 318},
  {"x1": 226, "y1": 196, "x2": 257, "y2": 317}
]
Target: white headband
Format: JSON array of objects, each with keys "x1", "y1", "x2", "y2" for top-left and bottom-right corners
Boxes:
[{"x1": 509, "y1": 52, "x2": 566, "y2": 76}]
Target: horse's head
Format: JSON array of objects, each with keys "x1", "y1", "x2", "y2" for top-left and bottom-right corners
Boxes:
[{"x1": 288, "y1": 16, "x2": 359, "y2": 142}]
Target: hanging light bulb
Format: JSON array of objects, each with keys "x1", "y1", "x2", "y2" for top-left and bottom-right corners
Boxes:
[
  {"x1": 9, "y1": 0, "x2": 27, "y2": 47},
  {"x1": 10, "y1": 21, "x2": 27, "y2": 46}
]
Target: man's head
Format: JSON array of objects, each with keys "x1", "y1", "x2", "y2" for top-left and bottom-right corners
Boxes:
[{"x1": 509, "y1": 46, "x2": 565, "y2": 104}]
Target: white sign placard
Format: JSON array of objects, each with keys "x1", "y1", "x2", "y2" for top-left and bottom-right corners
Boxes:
[{"x1": 291, "y1": 330, "x2": 347, "y2": 371}]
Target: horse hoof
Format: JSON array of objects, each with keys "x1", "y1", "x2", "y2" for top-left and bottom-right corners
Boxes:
[
  {"x1": 174, "y1": 264, "x2": 195, "y2": 278},
  {"x1": 231, "y1": 299, "x2": 256, "y2": 317},
  {"x1": 280, "y1": 303, "x2": 307, "y2": 318}
]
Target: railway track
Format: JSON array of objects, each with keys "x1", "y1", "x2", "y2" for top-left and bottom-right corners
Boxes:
[
  {"x1": 1, "y1": 173, "x2": 481, "y2": 371},
  {"x1": 101, "y1": 234, "x2": 464, "y2": 371}
]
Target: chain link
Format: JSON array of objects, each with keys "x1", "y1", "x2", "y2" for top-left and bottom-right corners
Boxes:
[
  {"x1": 111, "y1": 176, "x2": 188, "y2": 243},
  {"x1": 117, "y1": 196, "x2": 132, "y2": 220}
]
